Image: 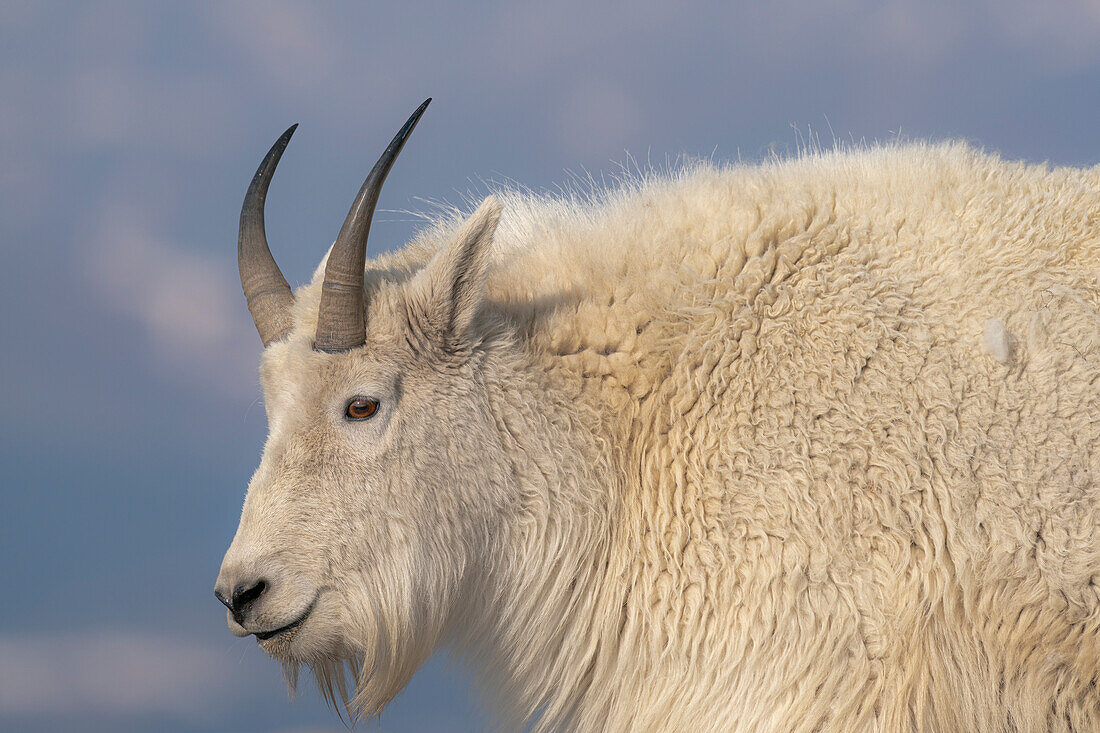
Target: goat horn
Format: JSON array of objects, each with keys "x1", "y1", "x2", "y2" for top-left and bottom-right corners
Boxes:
[
  {"x1": 239, "y1": 124, "x2": 297, "y2": 346},
  {"x1": 314, "y1": 98, "x2": 430, "y2": 352}
]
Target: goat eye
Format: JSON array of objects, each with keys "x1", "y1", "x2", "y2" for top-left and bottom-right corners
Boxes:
[{"x1": 345, "y1": 397, "x2": 379, "y2": 421}]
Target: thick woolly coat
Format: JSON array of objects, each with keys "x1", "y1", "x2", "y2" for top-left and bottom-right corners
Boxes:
[{"x1": 281, "y1": 143, "x2": 1099, "y2": 731}]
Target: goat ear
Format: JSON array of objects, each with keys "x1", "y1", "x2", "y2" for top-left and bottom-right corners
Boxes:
[{"x1": 408, "y1": 196, "x2": 502, "y2": 348}]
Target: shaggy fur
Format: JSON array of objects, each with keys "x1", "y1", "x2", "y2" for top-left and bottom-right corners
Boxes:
[{"x1": 217, "y1": 142, "x2": 1099, "y2": 731}]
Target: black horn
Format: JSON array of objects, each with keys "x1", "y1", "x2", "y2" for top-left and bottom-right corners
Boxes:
[
  {"x1": 239, "y1": 124, "x2": 298, "y2": 346},
  {"x1": 314, "y1": 98, "x2": 430, "y2": 352}
]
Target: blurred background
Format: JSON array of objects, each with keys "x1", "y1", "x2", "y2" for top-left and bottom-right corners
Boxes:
[{"x1": 2, "y1": 1, "x2": 1099, "y2": 731}]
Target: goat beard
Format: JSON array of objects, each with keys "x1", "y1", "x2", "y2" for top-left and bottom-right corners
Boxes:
[{"x1": 281, "y1": 567, "x2": 452, "y2": 722}]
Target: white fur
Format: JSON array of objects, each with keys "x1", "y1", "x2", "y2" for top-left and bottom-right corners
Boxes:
[
  {"x1": 218, "y1": 143, "x2": 1100, "y2": 731},
  {"x1": 984, "y1": 318, "x2": 1012, "y2": 363}
]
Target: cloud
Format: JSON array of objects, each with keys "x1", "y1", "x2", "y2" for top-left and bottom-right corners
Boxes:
[
  {"x1": 199, "y1": 1, "x2": 341, "y2": 96},
  {"x1": 82, "y1": 197, "x2": 260, "y2": 395},
  {"x1": 0, "y1": 631, "x2": 481, "y2": 732},
  {"x1": 0, "y1": 631, "x2": 245, "y2": 720}
]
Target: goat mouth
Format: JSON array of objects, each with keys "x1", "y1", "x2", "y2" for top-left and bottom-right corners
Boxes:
[{"x1": 255, "y1": 599, "x2": 316, "y2": 641}]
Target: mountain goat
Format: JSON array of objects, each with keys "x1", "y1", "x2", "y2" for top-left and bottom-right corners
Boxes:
[{"x1": 215, "y1": 100, "x2": 1100, "y2": 731}]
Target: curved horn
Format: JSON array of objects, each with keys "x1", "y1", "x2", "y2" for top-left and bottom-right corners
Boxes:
[
  {"x1": 314, "y1": 98, "x2": 431, "y2": 352},
  {"x1": 239, "y1": 124, "x2": 297, "y2": 346}
]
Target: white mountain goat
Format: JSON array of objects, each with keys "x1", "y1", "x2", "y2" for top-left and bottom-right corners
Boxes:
[{"x1": 216, "y1": 100, "x2": 1100, "y2": 731}]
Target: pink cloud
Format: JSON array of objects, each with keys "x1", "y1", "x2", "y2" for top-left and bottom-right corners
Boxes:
[
  {"x1": 0, "y1": 631, "x2": 244, "y2": 719},
  {"x1": 83, "y1": 198, "x2": 261, "y2": 395}
]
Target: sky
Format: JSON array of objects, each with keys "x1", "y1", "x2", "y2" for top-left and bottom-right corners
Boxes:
[{"x1": 1, "y1": 1, "x2": 1099, "y2": 731}]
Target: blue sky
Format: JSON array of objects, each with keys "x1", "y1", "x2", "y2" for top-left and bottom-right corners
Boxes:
[{"x1": 2, "y1": 1, "x2": 1098, "y2": 730}]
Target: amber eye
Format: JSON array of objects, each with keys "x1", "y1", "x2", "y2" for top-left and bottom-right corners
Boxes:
[{"x1": 344, "y1": 397, "x2": 379, "y2": 421}]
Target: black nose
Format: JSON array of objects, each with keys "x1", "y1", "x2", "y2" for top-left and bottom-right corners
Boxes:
[{"x1": 214, "y1": 579, "x2": 267, "y2": 624}]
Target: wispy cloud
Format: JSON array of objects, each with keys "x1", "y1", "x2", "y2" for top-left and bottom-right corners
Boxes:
[
  {"x1": 0, "y1": 630, "x2": 482, "y2": 732},
  {"x1": 199, "y1": 1, "x2": 342, "y2": 97},
  {"x1": 0, "y1": 631, "x2": 247, "y2": 720},
  {"x1": 82, "y1": 198, "x2": 259, "y2": 394}
]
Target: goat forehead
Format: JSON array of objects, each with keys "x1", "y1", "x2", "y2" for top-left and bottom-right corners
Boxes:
[{"x1": 258, "y1": 334, "x2": 416, "y2": 413}]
